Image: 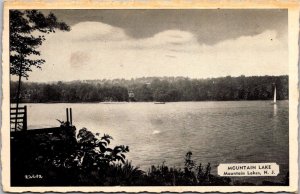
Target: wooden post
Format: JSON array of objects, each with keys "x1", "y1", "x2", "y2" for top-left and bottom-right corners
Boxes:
[
  {"x1": 70, "y1": 108, "x2": 72, "y2": 126},
  {"x1": 14, "y1": 106, "x2": 17, "y2": 131},
  {"x1": 66, "y1": 108, "x2": 69, "y2": 125},
  {"x1": 23, "y1": 106, "x2": 27, "y2": 131}
]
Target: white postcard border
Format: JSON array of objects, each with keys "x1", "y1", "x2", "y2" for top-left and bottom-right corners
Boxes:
[{"x1": 1, "y1": 0, "x2": 299, "y2": 192}]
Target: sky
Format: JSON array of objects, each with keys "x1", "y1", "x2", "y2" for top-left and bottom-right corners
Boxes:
[{"x1": 16, "y1": 9, "x2": 288, "y2": 82}]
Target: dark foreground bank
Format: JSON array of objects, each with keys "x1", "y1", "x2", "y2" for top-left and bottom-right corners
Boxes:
[{"x1": 10, "y1": 125, "x2": 289, "y2": 186}]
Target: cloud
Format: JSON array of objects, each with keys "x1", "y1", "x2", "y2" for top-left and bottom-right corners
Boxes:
[
  {"x1": 71, "y1": 22, "x2": 127, "y2": 41},
  {"x1": 212, "y1": 30, "x2": 283, "y2": 51},
  {"x1": 143, "y1": 30, "x2": 196, "y2": 46},
  {"x1": 21, "y1": 22, "x2": 287, "y2": 82}
]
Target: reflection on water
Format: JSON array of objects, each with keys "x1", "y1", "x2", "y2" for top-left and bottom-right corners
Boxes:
[
  {"x1": 24, "y1": 101, "x2": 289, "y2": 184},
  {"x1": 273, "y1": 104, "x2": 278, "y2": 117}
]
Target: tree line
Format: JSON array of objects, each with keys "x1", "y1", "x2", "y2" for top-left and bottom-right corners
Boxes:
[{"x1": 10, "y1": 75, "x2": 288, "y2": 103}]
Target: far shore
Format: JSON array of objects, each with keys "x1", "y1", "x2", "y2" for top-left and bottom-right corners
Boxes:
[{"x1": 12, "y1": 99, "x2": 289, "y2": 104}]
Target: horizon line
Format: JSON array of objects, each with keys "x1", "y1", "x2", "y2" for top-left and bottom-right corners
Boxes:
[{"x1": 11, "y1": 74, "x2": 289, "y2": 84}]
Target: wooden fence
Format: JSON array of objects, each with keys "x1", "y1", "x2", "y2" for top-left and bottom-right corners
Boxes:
[
  {"x1": 10, "y1": 106, "x2": 27, "y2": 131},
  {"x1": 10, "y1": 106, "x2": 73, "y2": 131}
]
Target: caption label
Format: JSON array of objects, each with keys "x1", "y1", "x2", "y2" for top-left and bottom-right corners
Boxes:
[{"x1": 218, "y1": 163, "x2": 279, "y2": 176}]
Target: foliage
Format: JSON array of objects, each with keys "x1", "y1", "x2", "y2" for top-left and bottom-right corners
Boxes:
[
  {"x1": 11, "y1": 75, "x2": 288, "y2": 103},
  {"x1": 10, "y1": 10, "x2": 70, "y2": 78},
  {"x1": 50, "y1": 127, "x2": 129, "y2": 170},
  {"x1": 11, "y1": 126, "x2": 289, "y2": 186},
  {"x1": 11, "y1": 126, "x2": 131, "y2": 186},
  {"x1": 102, "y1": 161, "x2": 145, "y2": 186},
  {"x1": 143, "y1": 151, "x2": 230, "y2": 186}
]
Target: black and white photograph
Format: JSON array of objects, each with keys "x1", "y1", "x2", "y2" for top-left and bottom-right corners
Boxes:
[{"x1": 1, "y1": 1, "x2": 299, "y2": 192}]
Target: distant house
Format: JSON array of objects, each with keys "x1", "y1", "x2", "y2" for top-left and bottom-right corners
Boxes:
[
  {"x1": 18, "y1": 89, "x2": 34, "y2": 102},
  {"x1": 128, "y1": 90, "x2": 135, "y2": 101}
]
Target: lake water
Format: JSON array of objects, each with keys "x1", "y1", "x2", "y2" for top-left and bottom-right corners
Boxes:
[{"x1": 25, "y1": 101, "x2": 289, "y2": 184}]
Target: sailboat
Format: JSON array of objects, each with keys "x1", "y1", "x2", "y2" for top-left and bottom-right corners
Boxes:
[{"x1": 272, "y1": 85, "x2": 277, "y2": 104}]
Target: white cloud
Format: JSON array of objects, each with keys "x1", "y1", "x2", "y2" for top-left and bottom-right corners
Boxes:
[{"x1": 19, "y1": 22, "x2": 287, "y2": 82}]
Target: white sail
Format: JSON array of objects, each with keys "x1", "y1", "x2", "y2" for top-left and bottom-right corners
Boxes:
[{"x1": 273, "y1": 86, "x2": 277, "y2": 103}]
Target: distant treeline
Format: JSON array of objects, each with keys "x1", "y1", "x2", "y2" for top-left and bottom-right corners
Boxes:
[{"x1": 10, "y1": 75, "x2": 288, "y2": 103}]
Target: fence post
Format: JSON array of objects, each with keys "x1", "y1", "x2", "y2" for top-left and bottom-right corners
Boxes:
[
  {"x1": 66, "y1": 108, "x2": 69, "y2": 126},
  {"x1": 23, "y1": 106, "x2": 27, "y2": 131},
  {"x1": 14, "y1": 106, "x2": 18, "y2": 131},
  {"x1": 70, "y1": 108, "x2": 72, "y2": 126}
]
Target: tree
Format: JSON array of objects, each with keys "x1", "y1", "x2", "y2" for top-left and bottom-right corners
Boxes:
[{"x1": 10, "y1": 10, "x2": 70, "y2": 129}]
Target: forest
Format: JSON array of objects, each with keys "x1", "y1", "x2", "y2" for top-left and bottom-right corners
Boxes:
[{"x1": 10, "y1": 75, "x2": 288, "y2": 103}]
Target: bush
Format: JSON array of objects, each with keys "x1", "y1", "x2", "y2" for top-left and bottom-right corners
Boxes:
[{"x1": 143, "y1": 151, "x2": 231, "y2": 186}]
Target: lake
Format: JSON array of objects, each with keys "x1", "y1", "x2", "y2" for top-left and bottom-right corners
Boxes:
[{"x1": 25, "y1": 101, "x2": 289, "y2": 184}]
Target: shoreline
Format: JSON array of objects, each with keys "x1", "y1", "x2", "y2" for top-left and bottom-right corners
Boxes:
[{"x1": 12, "y1": 99, "x2": 289, "y2": 104}]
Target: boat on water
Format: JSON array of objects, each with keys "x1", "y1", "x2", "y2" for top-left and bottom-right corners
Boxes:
[
  {"x1": 101, "y1": 100, "x2": 128, "y2": 104},
  {"x1": 154, "y1": 102, "x2": 166, "y2": 104}
]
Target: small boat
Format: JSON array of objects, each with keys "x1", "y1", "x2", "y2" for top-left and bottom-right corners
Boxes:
[
  {"x1": 101, "y1": 102, "x2": 127, "y2": 104},
  {"x1": 154, "y1": 102, "x2": 165, "y2": 104}
]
